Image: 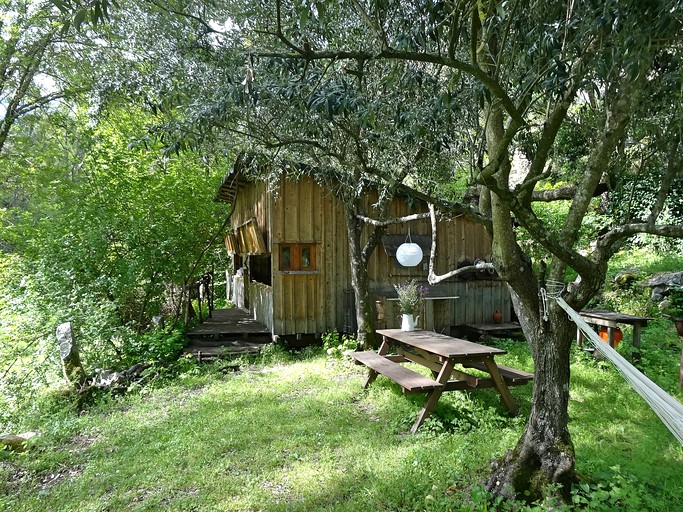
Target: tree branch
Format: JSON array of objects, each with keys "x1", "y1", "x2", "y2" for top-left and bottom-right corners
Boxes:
[
  {"x1": 349, "y1": 0, "x2": 389, "y2": 51},
  {"x1": 597, "y1": 222, "x2": 683, "y2": 253},
  {"x1": 427, "y1": 203, "x2": 494, "y2": 284},
  {"x1": 356, "y1": 212, "x2": 431, "y2": 226},
  {"x1": 530, "y1": 183, "x2": 608, "y2": 202},
  {"x1": 647, "y1": 130, "x2": 680, "y2": 224},
  {"x1": 253, "y1": 47, "x2": 524, "y2": 125},
  {"x1": 559, "y1": 76, "x2": 635, "y2": 247},
  {"x1": 517, "y1": 59, "x2": 586, "y2": 206},
  {"x1": 147, "y1": 0, "x2": 220, "y2": 35}
]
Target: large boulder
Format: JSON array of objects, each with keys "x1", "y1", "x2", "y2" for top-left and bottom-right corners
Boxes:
[
  {"x1": 641, "y1": 271, "x2": 683, "y2": 302},
  {"x1": 642, "y1": 271, "x2": 683, "y2": 288},
  {"x1": 56, "y1": 322, "x2": 88, "y2": 387}
]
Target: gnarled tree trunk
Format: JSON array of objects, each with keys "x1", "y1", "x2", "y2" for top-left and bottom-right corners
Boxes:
[
  {"x1": 486, "y1": 296, "x2": 576, "y2": 502},
  {"x1": 344, "y1": 204, "x2": 377, "y2": 348}
]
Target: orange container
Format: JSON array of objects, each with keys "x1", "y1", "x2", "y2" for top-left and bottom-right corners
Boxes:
[{"x1": 598, "y1": 327, "x2": 622, "y2": 346}]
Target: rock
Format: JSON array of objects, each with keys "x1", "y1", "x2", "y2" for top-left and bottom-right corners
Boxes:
[
  {"x1": 658, "y1": 299, "x2": 672, "y2": 312},
  {"x1": 56, "y1": 322, "x2": 88, "y2": 387},
  {"x1": 643, "y1": 271, "x2": 683, "y2": 288},
  {"x1": 150, "y1": 315, "x2": 165, "y2": 329},
  {"x1": 0, "y1": 431, "x2": 38, "y2": 452},
  {"x1": 93, "y1": 369, "x2": 124, "y2": 388},
  {"x1": 93, "y1": 363, "x2": 151, "y2": 390},
  {"x1": 614, "y1": 268, "x2": 640, "y2": 287},
  {"x1": 651, "y1": 285, "x2": 668, "y2": 302}
]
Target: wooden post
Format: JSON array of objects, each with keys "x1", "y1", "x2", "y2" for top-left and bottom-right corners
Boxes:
[
  {"x1": 56, "y1": 322, "x2": 88, "y2": 388},
  {"x1": 197, "y1": 282, "x2": 203, "y2": 322},
  {"x1": 225, "y1": 269, "x2": 231, "y2": 302}
]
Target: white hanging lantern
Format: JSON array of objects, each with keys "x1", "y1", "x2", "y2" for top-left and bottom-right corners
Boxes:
[{"x1": 395, "y1": 231, "x2": 423, "y2": 267}]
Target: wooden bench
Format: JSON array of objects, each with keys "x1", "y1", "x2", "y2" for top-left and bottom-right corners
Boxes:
[
  {"x1": 457, "y1": 322, "x2": 523, "y2": 340},
  {"x1": 350, "y1": 351, "x2": 443, "y2": 393},
  {"x1": 463, "y1": 362, "x2": 533, "y2": 385}
]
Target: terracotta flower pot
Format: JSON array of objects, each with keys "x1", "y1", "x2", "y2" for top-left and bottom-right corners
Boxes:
[
  {"x1": 674, "y1": 318, "x2": 683, "y2": 337},
  {"x1": 492, "y1": 310, "x2": 503, "y2": 324}
]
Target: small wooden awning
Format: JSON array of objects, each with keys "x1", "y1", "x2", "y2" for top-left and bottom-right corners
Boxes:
[
  {"x1": 235, "y1": 217, "x2": 267, "y2": 255},
  {"x1": 224, "y1": 233, "x2": 240, "y2": 255},
  {"x1": 215, "y1": 153, "x2": 252, "y2": 204}
]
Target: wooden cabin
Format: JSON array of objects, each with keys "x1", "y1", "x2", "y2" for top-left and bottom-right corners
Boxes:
[{"x1": 217, "y1": 166, "x2": 512, "y2": 341}]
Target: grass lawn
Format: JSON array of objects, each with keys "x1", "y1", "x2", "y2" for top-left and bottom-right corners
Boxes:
[{"x1": 1, "y1": 337, "x2": 682, "y2": 511}]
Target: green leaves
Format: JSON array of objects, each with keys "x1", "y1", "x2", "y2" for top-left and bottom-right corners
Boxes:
[
  {"x1": 51, "y1": 0, "x2": 119, "y2": 31},
  {"x1": 1, "y1": 103, "x2": 229, "y2": 388}
]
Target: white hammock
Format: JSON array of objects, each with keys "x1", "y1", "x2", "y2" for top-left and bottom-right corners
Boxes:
[{"x1": 556, "y1": 297, "x2": 683, "y2": 446}]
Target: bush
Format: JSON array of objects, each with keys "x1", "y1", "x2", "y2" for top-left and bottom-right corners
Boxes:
[{"x1": 322, "y1": 330, "x2": 358, "y2": 359}]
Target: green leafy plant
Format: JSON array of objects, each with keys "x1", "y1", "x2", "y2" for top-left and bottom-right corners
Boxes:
[
  {"x1": 322, "y1": 330, "x2": 357, "y2": 359},
  {"x1": 664, "y1": 286, "x2": 683, "y2": 319},
  {"x1": 394, "y1": 279, "x2": 427, "y2": 315}
]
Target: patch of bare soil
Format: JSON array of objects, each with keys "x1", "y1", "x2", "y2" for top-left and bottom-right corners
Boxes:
[{"x1": 0, "y1": 460, "x2": 31, "y2": 494}]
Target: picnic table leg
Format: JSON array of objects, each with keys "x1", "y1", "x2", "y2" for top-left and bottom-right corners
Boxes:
[
  {"x1": 364, "y1": 335, "x2": 392, "y2": 388},
  {"x1": 482, "y1": 358, "x2": 519, "y2": 415},
  {"x1": 607, "y1": 327, "x2": 616, "y2": 348},
  {"x1": 363, "y1": 370, "x2": 379, "y2": 389},
  {"x1": 410, "y1": 359, "x2": 456, "y2": 434},
  {"x1": 632, "y1": 323, "x2": 642, "y2": 363}
]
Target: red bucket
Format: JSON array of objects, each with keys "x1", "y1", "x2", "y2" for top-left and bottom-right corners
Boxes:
[{"x1": 598, "y1": 327, "x2": 622, "y2": 346}]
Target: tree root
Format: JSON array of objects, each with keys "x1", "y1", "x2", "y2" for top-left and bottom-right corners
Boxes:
[{"x1": 485, "y1": 439, "x2": 576, "y2": 504}]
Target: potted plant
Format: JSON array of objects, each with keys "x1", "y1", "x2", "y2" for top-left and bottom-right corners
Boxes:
[
  {"x1": 394, "y1": 279, "x2": 427, "y2": 331},
  {"x1": 663, "y1": 286, "x2": 683, "y2": 336}
]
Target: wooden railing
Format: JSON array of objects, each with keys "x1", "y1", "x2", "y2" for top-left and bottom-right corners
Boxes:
[
  {"x1": 249, "y1": 281, "x2": 273, "y2": 331},
  {"x1": 184, "y1": 271, "x2": 215, "y2": 324}
]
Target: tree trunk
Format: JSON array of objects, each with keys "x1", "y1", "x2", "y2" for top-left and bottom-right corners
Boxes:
[
  {"x1": 482, "y1": 98, "x2": 577, "y2": 502},
  {"x1": 486, "y1": 298, "x2": 576, "y2": 502},
  {"x1": 344, "y1": 204, "x2": 376, "y2": 348}
]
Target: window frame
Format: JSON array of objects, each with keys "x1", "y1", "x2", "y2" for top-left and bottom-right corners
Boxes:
[{"x1": 278, "y1": 242, "x2": 318, "y2": 273}]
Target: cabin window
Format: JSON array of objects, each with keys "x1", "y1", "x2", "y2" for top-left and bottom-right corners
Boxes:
[
  {"x1": 279, "y1": 243, "x2": 317, "y2": 272},
  {"x1": 281, "y1": 246, "x2": 292, "y2": 269}
]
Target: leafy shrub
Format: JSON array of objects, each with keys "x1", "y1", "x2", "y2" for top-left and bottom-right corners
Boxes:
[
  {"x1": 439, "y1": 469, "x2": 656, "y2": 511},
  {"x1": 121, "y1": 329, "x2": 186, "y2": 366},
  {"x1": 258, "y1": 343, "x2": 294, "y2": 365},
  {"x1": 322, "y1": 330, "x2": 358, "y2": 359},
  {"x1": 663, "y1": 286, "x2": 683, "y2": 318}
]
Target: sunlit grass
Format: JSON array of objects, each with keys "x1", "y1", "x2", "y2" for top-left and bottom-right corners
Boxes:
[{"x1": 1, "y1": 340, "x2": 681, "y2": 511}]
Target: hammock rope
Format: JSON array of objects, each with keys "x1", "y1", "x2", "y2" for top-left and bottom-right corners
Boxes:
[{"x1": 555, "y1": 296, "x2": 683, "y2": 446}]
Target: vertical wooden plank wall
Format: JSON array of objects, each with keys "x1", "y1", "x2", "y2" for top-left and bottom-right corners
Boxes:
[
  {"x1": 233, "y1": 176, "x2": 510, "y2": 336},
  {"x1": 269, "y1": 177, "x2": 349, "y2": 335},
  {"x1": 363, "y1": 193, "x2": 508, "y2": 330}
]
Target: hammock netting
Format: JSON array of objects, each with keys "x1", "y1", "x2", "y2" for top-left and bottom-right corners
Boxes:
[{"x1": 556, "y1": 297, "x2": 683, "y2": 446}]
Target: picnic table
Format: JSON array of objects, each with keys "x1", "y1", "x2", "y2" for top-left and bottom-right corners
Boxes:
[
  {"x1": 578, "y1": 309, "x2": 652, "y2": 359},
  {"x1": 350, "y1": 329, "x2": 533, "y2": 433}
]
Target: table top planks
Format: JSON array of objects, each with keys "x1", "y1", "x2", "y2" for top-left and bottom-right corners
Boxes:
[
  {"x1": 376, "y1": 329, "x2": 507, "y2": 358},
  {"x1": 580, "y1": 309, "x2": 652, "y2": 324}
]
